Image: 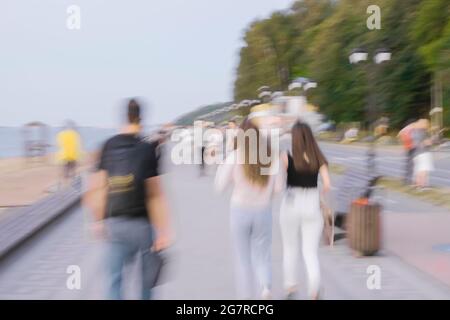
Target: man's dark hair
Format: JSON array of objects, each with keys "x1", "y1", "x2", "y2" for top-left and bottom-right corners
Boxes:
[{"x1": 128, "y1": 99, "x2": 141, "y2": 124}]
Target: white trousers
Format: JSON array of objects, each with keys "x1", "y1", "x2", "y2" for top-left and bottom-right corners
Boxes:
[{"x1": 280, "y1": 187, "x2": 323, "y2": 297}]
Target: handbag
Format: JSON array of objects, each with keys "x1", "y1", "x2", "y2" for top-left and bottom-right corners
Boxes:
[
  {"x1": 145, "y1": 249, "x2": 168, "y2": 288},
  {"x1": 320, "y1": 196, "x2": 335, "y2": 247}
]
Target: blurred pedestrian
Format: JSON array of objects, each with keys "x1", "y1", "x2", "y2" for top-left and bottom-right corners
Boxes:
[
  {"x1": 153, "y1": 127, "x2": 170, "y2": 174},
  {"x1": 412, "y1": 119, "x2": 434, "y2": 190},
  {"x1": 57, "y1": 120, "x2": 82, "y2": 188},
  {"x1": 205, "y1": 125, "x2": 223, "y2": 164},
  {"x1": 215, "y1": 118, "x2": 283, "y2": 299},
  {"x1": 279, "y1": 121, "x2": 331, "y2": 300},
  {"x1": 225, "y1": 119, "x2": 238, "y2": 155},
  {"x1": 198, "y1": 122, "x2": 207, "y2": 176},
  {"x1": 83, "y1": 98, "x2": 172, "y2": 300},
  {"x1": 398, "y1": 119, "x2": 417, "y2": 185}
]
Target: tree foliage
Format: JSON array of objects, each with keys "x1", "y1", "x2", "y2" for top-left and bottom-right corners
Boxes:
[{"x1": 234, "y1": 0, "x2": 450, "y2": 128}]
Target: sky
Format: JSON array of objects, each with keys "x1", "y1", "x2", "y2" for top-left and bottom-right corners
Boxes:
[{"x1": 0, "y1": 0, "x2": 293, "y2": 128}]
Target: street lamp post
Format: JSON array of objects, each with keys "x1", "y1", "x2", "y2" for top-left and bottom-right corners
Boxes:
[
  {"x1": 288, "y1": 77, "x2": 318, "y2": 95},
  {"x1": 287, "y1": 77, "x2": 317, "y2": 115},
  {"x1": 349, "y1": 47, "x2": 392, "y2": 172},
  {"x1": 257, "y1": 86, "x2": 272, "y2": 104}
]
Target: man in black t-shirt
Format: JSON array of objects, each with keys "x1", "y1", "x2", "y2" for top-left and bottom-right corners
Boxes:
[{"x1": 84, "y1": 99, "x2": 171, "y2": 300}]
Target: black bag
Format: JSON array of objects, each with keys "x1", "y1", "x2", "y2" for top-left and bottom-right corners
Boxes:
[{"x1": 145, "y1": 250, "x2": 168, "y2": 288}]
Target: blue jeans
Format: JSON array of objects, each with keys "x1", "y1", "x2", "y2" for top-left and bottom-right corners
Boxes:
[
  {"x1": 230, "y1": 205, "x2": 272, "y2": 299},
  {"x1": 104, "y1": 216, "x2": 154, "y2": 300}
]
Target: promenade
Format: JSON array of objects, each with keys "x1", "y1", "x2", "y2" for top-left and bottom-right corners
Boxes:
[{"x1": 0, "y1": 148, "x2": 450, "y2": 299}]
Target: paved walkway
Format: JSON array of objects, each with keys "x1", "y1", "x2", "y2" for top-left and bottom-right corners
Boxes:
[
  {"x1": 1, "y1": 161, "x2": 450, "y2": 299},
  {"x1": 383, "y1": 206, "x2": 450, "y2": 287}
]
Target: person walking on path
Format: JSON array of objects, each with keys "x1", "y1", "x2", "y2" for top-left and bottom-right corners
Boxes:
[
  {"x1": 198, "y1": 123, "x2": 207, "y2": 176},
  {"x1": 398, "y1": 119, "x2": 417, "y2": 185},
  {"x1": 279, "y1": 121, "x2": 331, "y2": 300},
  {"x1": 215, "y1": 118, "x2": 283, "y2": 299},
  {"x1": 83, "y1": 99, "x2": 172, "y2": 300},
  {"x1": 412, "y1": 119, "x2": 434, "y2": 190},
  {"x1": 57, "y1": 120, "x2": 82, "y2": 187},
  {"x1": 225, "y1": 119, "x2": 239, "y2": 155}
]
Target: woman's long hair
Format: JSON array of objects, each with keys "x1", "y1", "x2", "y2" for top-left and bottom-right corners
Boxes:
[
  {"x1": 291, "y1": 121, "x2": 327, "y2": 173},
  {"x1": 237, "y1": 118, "x2": 271, "y2": 187}
]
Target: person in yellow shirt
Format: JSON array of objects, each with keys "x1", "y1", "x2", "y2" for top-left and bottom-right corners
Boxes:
[{"x1": 57, "y1": 121, "x2": 82, "y2": 185}]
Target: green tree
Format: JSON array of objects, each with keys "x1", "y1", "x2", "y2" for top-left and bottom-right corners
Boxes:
[{"x1": 233, "y1": 0, "x2": 450, "y2": 128}]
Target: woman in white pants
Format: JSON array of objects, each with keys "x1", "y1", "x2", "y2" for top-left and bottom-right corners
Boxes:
[{"x1": 280, "y1": 121, "x2": 330, "y2": 300}]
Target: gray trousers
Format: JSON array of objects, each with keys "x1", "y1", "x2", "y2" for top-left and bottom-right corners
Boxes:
[{"x1": 230, "y1": 205, "x2": 272, "y2": 299}]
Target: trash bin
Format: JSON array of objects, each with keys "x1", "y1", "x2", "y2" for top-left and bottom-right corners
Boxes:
[{"x1": 347, "y1": 198, "x2": 381, "y2": 256}]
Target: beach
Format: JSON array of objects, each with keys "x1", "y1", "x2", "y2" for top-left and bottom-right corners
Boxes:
[
  {"x1": 0, "y1": 154, "x2": 95, "y2": 216},
  {"x1": 0, "y1": 126, "x2": 115, "y2": 215}
]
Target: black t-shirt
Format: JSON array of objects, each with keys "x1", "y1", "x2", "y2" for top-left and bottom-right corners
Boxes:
[
  {"x1": 286, "y1": 154, "x2": 318, "y2": 188},
  {"x1": 98, "y1": 134, "x2": 159, "y2": 218}
]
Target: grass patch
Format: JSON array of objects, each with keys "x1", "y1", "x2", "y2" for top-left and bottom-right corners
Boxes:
[
  {"x1": 378, "y1": 177, "x2": 450, "y2": 210},
  {"x1": 329, "y1": 163, "x2": 346, "y2": 175},
  {"x1": 329, "y1": 163, "x2": 450, "y2": 210}
]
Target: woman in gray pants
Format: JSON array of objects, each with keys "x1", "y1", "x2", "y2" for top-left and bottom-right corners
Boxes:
[{"x1": 215, "y1": 119, "x2": 283, "y2": 299}]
